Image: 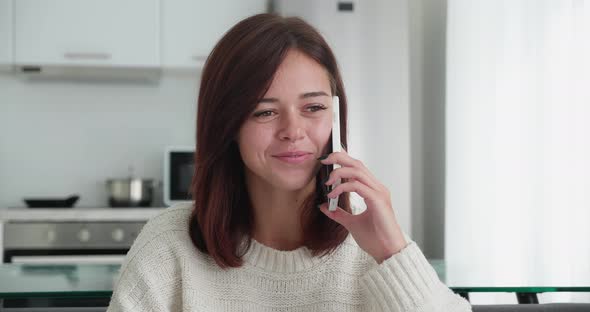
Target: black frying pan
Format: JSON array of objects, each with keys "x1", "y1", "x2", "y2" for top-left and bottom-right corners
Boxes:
[{"x1": 23, "y1": 195, "x2": 80, "y2": 208}]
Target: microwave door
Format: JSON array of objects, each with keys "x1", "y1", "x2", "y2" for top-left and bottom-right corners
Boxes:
[
  {"x1": 170, "y1": 153, "x2": 193, "y2": 200},
  {"x1": 176, "y1": 163, "x2": 194, "y2": 199}
]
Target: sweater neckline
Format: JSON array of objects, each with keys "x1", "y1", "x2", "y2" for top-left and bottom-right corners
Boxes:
[{"x1": 242, "y1": 236, "x2": 346, "y2": 273}]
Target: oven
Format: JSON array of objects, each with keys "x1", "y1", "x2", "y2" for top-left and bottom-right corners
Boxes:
[{"x1": 2, "y1": 220, "x2": 145, "y2": 311}]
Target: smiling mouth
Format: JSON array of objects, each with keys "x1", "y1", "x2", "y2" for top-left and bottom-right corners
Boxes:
[{"x1": 273, "y1": 154, "x2": 312, "y2": 164}]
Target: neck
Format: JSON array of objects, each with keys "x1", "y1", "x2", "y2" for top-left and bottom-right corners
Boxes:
[{"x1": 246, "y1": 170, "x2": 317, "y2": 251}]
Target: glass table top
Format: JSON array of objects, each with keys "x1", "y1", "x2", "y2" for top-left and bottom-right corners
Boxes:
[
  {"x1": 0, "y1": 264, "x2": 119, "y2": 299},
  {"x1": 428, "y1": 260, "x2": 590, "y2": 294},
  {"x1": 0, "y1": 261, "x2": 589, "y2": 299}
]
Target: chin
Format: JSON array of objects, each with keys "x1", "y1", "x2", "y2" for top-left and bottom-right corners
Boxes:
[{"x1": 272, "y1": 175, "x2": 315, "y2": 192}]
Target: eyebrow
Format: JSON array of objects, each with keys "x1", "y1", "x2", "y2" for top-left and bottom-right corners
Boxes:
[{"x1": 258, "y1": 91, "x2": 330, "y2": 103}]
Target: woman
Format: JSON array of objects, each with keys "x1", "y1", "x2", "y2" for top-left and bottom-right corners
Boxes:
[{"x1": 108, "y1": 13, "x2": 471, "y2": 312}]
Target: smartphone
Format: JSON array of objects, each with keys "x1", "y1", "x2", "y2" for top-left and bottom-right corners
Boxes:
[{"x1": 328, "y1": 96, "x2": 342, "y2": 211}]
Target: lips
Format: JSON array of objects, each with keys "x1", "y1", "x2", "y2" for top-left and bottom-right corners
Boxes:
[
  {"x1": 272, "y1": 151, "x2": 313, "y2": 164},
  {"x1": 273, "y1": 151, "x2": 312, "y2": 157}
]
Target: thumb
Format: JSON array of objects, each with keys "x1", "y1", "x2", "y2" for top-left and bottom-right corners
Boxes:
[{"x1": 319, "y1": 203, "x2": 354, "y2": 228}]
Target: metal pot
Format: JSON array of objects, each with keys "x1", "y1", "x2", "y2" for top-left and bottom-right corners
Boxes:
[{"x1": 106, "y1": 178, "x2": 155, "y2": 207}]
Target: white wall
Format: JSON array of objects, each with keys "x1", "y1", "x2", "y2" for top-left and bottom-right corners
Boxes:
[
  {"x1": 0, "y1": 72, "x2": 198, "y2": 208},
  {"x1": 409, "y1": 0, "x2": 448, "y2": 259},
  {"x1": 360, "y1": 0, "x2": 412, "y2": 241}
]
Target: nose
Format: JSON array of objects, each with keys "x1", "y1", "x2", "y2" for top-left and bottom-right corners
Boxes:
[{"x1": 278, "y1": 110, "x2": 305, "y2": 142}]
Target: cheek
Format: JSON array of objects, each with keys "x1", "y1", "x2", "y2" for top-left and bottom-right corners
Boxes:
[
  {"x1": 238, "y1": 124, "x2": 273, "y2": 157},
  {"x1": 313, "y1": 119, "x2": 333, "y2": 149}
]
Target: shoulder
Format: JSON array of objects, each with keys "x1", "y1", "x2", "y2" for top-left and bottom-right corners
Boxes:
[
  {"x1": 109, "y1": 203, "x2": 196, "y2": 310},
  {"x1": 118, "y1": 202, "x2": 198, "y2": 272},
  {"x1": 113, "y1": 202, "x2": 220, "y2": 289},
  {"x1": 140, "y1": 202, "x2": 193, "y2": 236}
]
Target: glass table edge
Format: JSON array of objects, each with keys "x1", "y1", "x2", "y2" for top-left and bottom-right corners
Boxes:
[{"x1": 0, "y1": 291, "x2": 112, "y2": 299}]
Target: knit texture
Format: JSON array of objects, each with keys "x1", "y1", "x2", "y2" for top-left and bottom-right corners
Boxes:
[{"x1": 107, "y1": 203, "x2": 471, "y2": 312}]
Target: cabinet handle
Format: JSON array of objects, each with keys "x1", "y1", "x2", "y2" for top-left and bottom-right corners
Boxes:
[
  {"x1": 191, "y1": 55, "x2": 207, "y2": 61},
  {"x1": 63, "y1": 52, "x2": 112, "y2": 60}
]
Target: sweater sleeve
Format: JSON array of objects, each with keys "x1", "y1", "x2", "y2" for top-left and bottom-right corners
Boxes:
[{"x1": 359, "y1": 241, "x2": 472, "y2": 312}]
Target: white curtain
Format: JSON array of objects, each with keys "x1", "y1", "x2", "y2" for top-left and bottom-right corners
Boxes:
[{"x1": 446, "y1": 0, "x2": 590, "y2": 304}]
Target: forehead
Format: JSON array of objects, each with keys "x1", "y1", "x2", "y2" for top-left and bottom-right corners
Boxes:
[{"x1": 264, "y1": 50, "x2": 332, "y2": 96}]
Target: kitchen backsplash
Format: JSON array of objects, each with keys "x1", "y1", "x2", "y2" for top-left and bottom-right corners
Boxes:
[{"x1": 0, "y1": 71, "x2": 199, "y2": 208}]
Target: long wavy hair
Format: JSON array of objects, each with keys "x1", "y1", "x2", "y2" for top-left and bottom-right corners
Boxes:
[{"x1": 189, "y1": 13, "x2": 351, "y2": 269}]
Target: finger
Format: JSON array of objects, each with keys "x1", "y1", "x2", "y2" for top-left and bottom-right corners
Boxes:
[
  {"x1": 320, "y1": 152, "x2": 383, "y2": 189},
  {"x1": 336, "y1": 151, "x2": 382, "y2": 188},
  {"x1": 319, "y1": 151, "x2": 357, "y2": 168},
  {"x1": 325, "y1": 167, "x2": 382, "y2": 193},
  {"x1": 327, "y1": 180, "x2": 380, "y2": 204},
  {"x1": 319, "y1": 202, "x2": 355, "y2": 228}
]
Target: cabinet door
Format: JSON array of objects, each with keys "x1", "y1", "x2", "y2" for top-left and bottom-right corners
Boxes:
[
  {"x1": 0, "y1": 0, "x2": 13, "y2": 70},
  {"x1": 15, "y1": 0, "x2": 160, "y2": 67},
  {"x1": 162, "y1": 0, "x2": 267, "y2": 68}
]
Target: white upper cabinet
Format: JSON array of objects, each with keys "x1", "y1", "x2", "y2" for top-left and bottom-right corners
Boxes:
[
  {"x1": 161, "y1": 0, "x2": 267, "y2": 68},
  {"x1": 14, "y1": 0, "x2": 160, "y2": 67},
  {"x1": 0, "y1": 0, "x2": 13, "y2": 69}
]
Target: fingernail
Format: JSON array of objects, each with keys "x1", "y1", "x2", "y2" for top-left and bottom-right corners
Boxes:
[{"x1": 317, "y1": 154, "x2": 328, "y2": 160}]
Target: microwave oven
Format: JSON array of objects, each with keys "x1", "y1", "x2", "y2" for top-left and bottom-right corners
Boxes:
[{"x1": 163, "y1": 146, "x2": 195, "y2": 207}]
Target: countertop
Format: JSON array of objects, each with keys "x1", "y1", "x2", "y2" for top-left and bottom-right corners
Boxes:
[{"x1": 0, "y1": 207, "x2": 167, "y2": 222}]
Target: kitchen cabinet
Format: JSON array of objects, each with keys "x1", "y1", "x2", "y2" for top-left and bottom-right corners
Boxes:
[
  {"x1": 161, "y1": 0, "x2": 267, "y2": 68},
  {"x1": 0, "y1": 0, "x2": 13, "y2": 71},
  {"x1": 14, "y1": 0, "x2": 160, "y2": 68}
]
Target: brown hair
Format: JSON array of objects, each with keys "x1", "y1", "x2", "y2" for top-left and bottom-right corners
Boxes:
[{"x1": 189, "y1": 13, "x2": 351, "y2": 269}]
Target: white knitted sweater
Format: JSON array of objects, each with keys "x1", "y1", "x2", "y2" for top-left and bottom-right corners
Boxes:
[{"x1": 107, "y1": 203, "x2": 471, "y2": 312}]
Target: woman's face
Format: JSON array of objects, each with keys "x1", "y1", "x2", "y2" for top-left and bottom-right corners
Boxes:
[{"x1": 237, "y1": 49, "x2": 333, "y2": 192}]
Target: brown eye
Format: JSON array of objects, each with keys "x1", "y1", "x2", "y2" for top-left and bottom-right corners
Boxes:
[
  {"x1": 307, "y1": 105, "x2": 328, "y2": 112},
  {"x1": 253, "y1": 110, "x2": 275, "y2": 118}
]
